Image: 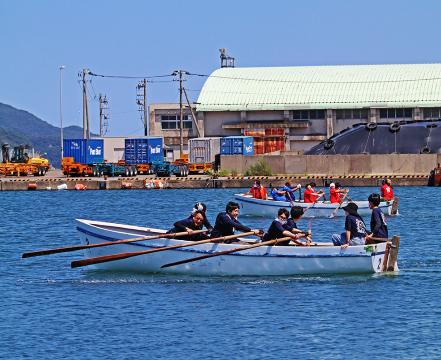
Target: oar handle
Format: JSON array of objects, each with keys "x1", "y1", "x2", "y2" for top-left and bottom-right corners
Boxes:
[
  {"x1": 22, "y1": 229, "x2": 208, "y2": 258},
  {"x1": 161, "y1": 236, "x2": 293, "y2": 269},
  {"x1": 303, "y1": 193, "x2": 324, "y2": 214},
  {"x1": 71, "y1": 231, "x2": 257, "y2": 268},
  {"x1": 328, "y1": 191, "x2": 350, "y2": 218}
]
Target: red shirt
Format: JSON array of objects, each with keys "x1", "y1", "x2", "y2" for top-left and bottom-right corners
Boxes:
[
  {"x1": 381, "y1": 184, "x2": 394, "y2": 201},
  {"x1": 330, "y1": 188, "x2": 341, "y2": 203},
  {"x1": 303, "y1": 188, "x2": 317, "y2": 203}
]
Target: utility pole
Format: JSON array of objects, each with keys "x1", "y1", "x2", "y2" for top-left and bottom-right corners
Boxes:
[
  {"x1": 136, "y1": 79, "x2": 148, "y2": 136},
  {"x1": 59, "y1": 65, "x2": 65, "y2": 164},
  {"x1": 80, "y1": 69, "x2": 90, "y2": 139},
  {"x1": 179, "y1": 71, "x2": 183, "y2": 157},
  {"x1": 99, "y1": 94, "x2": 109, "y2": 137}
]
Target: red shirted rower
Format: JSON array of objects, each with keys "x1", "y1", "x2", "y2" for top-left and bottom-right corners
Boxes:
[
  {"x1": 380, "y1": 179, "x2": 394, "y2": 201},
  {"x1": 329, "y1": 182, "x2": 348, "y2": 204},
  {"x1": 303, "y1": 182, "x2": 324, "y2": 203}
]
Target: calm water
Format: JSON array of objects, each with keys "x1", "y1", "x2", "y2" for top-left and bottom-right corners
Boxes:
[{"x1": 1, "y1": 187, "x2": 440, "y2": 359}]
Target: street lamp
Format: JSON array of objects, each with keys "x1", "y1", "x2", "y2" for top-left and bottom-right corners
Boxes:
[{"x1": 59, "y1": 65, "x2": 65, "y2": 168}]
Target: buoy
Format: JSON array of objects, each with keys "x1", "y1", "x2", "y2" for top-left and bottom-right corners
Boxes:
[
  {"x1": 365, "y1": 122, "x2": 377, "y2": 131},
  {"x1": 57, "y1": 184, "x2": 68, "y2": 190},
  {"x1": 28, "y1": 183, "x2": 37, "y2": 191},
  {"x1": 389, "y1": 122, "x2": 401, "y2": 133},
  {"x1": 74, "y1": 183, "x2": 87, "y2": 191}
]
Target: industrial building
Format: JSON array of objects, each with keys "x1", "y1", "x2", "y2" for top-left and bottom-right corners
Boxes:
[{"x1": 195, "y1": 63, "x2": 441, "y2": 152}]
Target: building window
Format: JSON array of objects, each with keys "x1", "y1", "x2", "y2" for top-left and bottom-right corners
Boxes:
[
  {"x1": 423, "y1": 108, "x2": 441, "y2": 120},
  {"x1": 336, "y1": 109, "x2": 369, "y2": 120},
  {"x1": 292, "y1": 110, "x2": 325, "y2": 120},
  {"x1": 379, "y1": 108, "x2": 412, "y2": 120},
  {"x1": 160, "y1": 114, "x2": 193, "y2": 130}
]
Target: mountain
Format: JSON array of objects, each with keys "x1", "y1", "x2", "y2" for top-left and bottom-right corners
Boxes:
[{"x1": 0, "y1": 102, "x2": 90, "y2": 168}]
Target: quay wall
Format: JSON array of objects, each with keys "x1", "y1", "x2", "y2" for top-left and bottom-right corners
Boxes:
[{"x1": 220, "y1": 154, "x2": 441, "y2": 176}]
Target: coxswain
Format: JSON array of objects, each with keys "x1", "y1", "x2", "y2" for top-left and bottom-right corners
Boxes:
[
  {"x1": 189, "y1": 202, "x2": 213, "y2": 232},
  {"x1": 303, "y1": 182, "x2": 324, "y2": 203},
  {"x1": 270, "y1": 187, "x2": 287, "y2": 201},
  {"x1": 331, "y1": 202, "x2": 367, "y2": 248},
  {"x1": 365, "y1": 193, "x2": 388, "y2": 243},
  {"x1": 248, "y1": 180, "x2": 267, "y2": 200},
  {"x1": 380, "y1": 178, "x2": 394, "y2": 201},
  {"x1": 168, "y1": 210, "x2": 209, "y2": 241},
  {"x1": 210, "y1": 201, "x2": 261, "y2": 242},
  {"x1": 329, "y1": 182, "x2": 348, "y2": 204}
]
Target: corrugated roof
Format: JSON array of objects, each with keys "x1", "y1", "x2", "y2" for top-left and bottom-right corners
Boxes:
[{"x1": 196, "y1": 64, "x2": 441, "y2": 112}]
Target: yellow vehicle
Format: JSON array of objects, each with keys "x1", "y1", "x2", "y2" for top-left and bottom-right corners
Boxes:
[{"x1": 0, "y1": 144, "x2": 50, "y2": 176}]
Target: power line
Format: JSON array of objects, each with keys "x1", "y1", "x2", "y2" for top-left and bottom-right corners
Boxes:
[{"x1": 89, "y1": 71, "x2": 174, "y2": 79}]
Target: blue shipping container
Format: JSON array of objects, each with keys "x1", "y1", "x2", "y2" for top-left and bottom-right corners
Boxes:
[
  {"x1": 63, "y1": 139, "x2": 104, "y2": 164},
  {"x1": 124, "y1": 137, "x2": 163, "y2": 164},
  {"x1": 220, "y1": 136, "x2": 254, "y2": 156}
]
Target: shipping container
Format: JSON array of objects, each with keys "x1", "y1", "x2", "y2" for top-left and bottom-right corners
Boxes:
[
  {"x1": 220, "y1": 136, "x2": 254, "y2": 156},
  {"x1": 265, "y1": 128, "x2": 285, "y2": 136},
  {"x1": 189, "y1": 137, "x2": 221, "y2": 163},
  {"x1": 92, "y1": 137, "x2": 126, "y2": 163},
  {"x1": 63, "y1": 139, "x2": 104, "y2": 164},
  {"x1": 253, "y1": 137, "x2": 265, "y2": 155},
  {"x1": 244, "y1": 129, "x2": 265, "y2": 137},
  {"x1": 124, "y1": 137, "x2": 163, "y2": 164}
]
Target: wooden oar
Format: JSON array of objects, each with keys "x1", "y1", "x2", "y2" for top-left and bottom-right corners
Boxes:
[
  {"x1": 161, "y1": 236, "x2": 293, "y2": 269},
  {"x1": 302, "y1": 193, "x2": 324, "y2": 215},
  {"x1": 71, "y1": 231, "x2": 257, "y2": 268},
  {"x1": 22, "y1": 229, "x2": 207, "y2": 258},
  {"x1": 328, "y1": 191, "x2": 349, "y2": 218}
]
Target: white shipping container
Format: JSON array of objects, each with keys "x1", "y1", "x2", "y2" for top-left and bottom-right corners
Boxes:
[
  {"x1": 93, "y1": 137, "x2": 125, "y2": 163},
  {"x1": 189, "y1": 137, "x2": 221, "y2": 164}
]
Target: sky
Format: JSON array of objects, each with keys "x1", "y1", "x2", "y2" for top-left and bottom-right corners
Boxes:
[{"x1": 1, "y1": 0, "x2": 441, "y2": 136}]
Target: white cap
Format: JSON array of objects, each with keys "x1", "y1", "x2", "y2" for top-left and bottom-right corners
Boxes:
[
  {"x1": 297, "y1": 184, "x2": 302, "y2": 189},
  {"x1": 329, "y1": 183, "x2": 335, "y2": 188}
]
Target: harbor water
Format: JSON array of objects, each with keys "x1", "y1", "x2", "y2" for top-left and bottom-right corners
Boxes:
[{"x1": 1, "y1": 187, "x2": 440, "y2": 359}]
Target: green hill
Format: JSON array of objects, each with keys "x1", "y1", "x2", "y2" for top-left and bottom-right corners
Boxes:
[{"x1": 0, "y1": 102, "x2": 90, "y2": 168}]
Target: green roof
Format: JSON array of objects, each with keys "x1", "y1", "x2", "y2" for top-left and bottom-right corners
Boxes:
[{"x1": 196, "y1": 64, "x2": 441, "y2": 111}]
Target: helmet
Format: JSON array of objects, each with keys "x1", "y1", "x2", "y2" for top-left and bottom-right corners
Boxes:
[{"x1": 368, "y1": 193, "x2": 381, "y2": 206}]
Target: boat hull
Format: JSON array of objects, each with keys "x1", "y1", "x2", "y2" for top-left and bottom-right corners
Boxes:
[
  {"x1": 235, "y1": 194, "x2": 395, "y2": 218},
  {"x1": 75, "y1": 219, "x2": 397, "y2": 276}
]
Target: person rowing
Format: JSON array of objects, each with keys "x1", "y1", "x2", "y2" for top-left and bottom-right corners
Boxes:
[
  {"x1": 282, "y1": 181, "x2": 301, "y2": 202},
  {"x1": 189, "y1": 202, "x2": 213, "y2": 233},
  {"x1": 329, "y1": 182, "x2": 348, "y2": 204},
  {"x1": 380, "y1": 178, "x2": 394, "y2": 201},
  {"x1": 210, "y1": 201, "x2": 262, "y2": 243},
  {"x1": 168, "y1": 210, "x2": 210, "y2": 241},
  {"x1": 303, "y1": 182, "x2": 324, "y2": 203},
  {"x1": 331, "y1": 202, "x2": 367, "y2": 248},
  {"x1": 365, "y1": 193, "x2": 388, "y2": 244},
  {"x1": 263, "y1": 208, "x2": 310, "y2": 246},
  {"x1": 248, "y1": 180, "x2": 267, "y2": 199}
]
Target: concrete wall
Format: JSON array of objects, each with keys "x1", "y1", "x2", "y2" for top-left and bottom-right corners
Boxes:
[{"x1": 220, "y1": 154, "x2": 438, "y2": 175}]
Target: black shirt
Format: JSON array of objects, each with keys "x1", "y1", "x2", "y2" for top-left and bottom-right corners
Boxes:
[
  {"x1": 168, "y1": 217, "x2": 208, "y2": 241},
  {"x1": 187, "y1": 214, "x2": 213, "y2": 231},
  {"x1": 370, "y1": 208, "x2": 388, "y2": 238},
  {"x1": 210, "y1": 212, "x2": 252, "y2": 242},
  {"x1": 263, "y1": 219, "x2": 290, "y2": 246},
  {"x1": 345, "y1": 214, "x2": 367, "y2": 239}
]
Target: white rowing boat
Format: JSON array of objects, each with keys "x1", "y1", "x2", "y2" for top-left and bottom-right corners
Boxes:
[
  {"x1": 75, "y1": 219, "x2": 399, "y2": 276},
  {"x1": 234, "y1": 193, "x2": 397, "y2": 218}
]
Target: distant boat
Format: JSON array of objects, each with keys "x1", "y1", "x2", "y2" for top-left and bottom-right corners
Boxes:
[
  {"x1": 234, "y1": 193, "x2": 397, "y2": 218},
  {"x1": 75, "y1": 219, "x2": 399, "y2": 276}
]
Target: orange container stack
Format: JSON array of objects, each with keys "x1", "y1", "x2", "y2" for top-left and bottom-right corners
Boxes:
[{"x1": 245, "y1": 128, "x2": 285, "y2": 154}]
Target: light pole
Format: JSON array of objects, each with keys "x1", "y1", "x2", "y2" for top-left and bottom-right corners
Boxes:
[{"x1": 59, "y1": 65, "x2": 65, "y2": 167}]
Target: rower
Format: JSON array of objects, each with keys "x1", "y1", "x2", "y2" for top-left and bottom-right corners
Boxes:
[
  {"x1": 270, "y1": 187, "x2": 287, "y2": 201},
  {"x1": 210, "y1": 201, "x2": 261, "y2": 243},
  {"x1": 168, "y1": 210, "x2": 210, "y2": 241},
  {"x1": 329, "y1": 182, "x2": 348, "y2": 204},
  {"x1": 380, "y1": 178, "x2": 394, "y2": 201},
  {"x1": 263, "y1": 208, "x2": 309, "y2": 246},
  {"x1": 189, "y1": 202, "x2": 213, "y2": 233},
  {"x1": 365, "y1": 193, "x2": 388, "y2": 244},
  {"x1": 331, "y1": 202, "x2": 367, "y2": 248},
  {"x1": 285, "y1": 206, "x2": 312, "y2": 244},
  {"x1": 282, "y1": 181, "x2": 301, "y2": 202},
  {"x1": 303, "y1": 182, "x2": 324, "y2": 203}
]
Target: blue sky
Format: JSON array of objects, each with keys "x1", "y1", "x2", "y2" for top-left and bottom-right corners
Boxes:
[{"x1": 1, "y1": 0, "x2": 441, "y2": 136}]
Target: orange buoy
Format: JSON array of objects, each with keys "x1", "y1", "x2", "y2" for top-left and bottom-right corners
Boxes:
[
  {"x1": 74, "y1": 183, "x2": 87, "y2": 191},
  {"x1": 121, "y1": 182, "x2": 132, "y2": 189},
  {"x1": 28, "y1": 183, "x2": 38, "y2": 191}
]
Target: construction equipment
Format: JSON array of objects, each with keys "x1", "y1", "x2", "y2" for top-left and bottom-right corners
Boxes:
[{"x1": 0, "y1": 144, "x2": 50, "y2": 176}]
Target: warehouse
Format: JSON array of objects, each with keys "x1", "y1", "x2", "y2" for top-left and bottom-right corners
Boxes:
[{"x1": 195, "y1": 63, "x2": 441, "y2": 152}]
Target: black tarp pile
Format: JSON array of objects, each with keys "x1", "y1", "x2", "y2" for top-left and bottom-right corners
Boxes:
[{"x1": 305, "y1": 120, "x2": 441, "y2": 155}]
